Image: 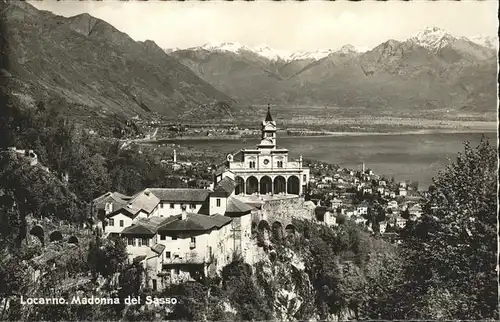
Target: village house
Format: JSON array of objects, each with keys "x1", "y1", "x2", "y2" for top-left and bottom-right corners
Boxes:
[
  {"x1": 394, "y1": 216, "x2": 407, "y2": 228},
  {"x1": 147, "y1": 188, "x2": 211, "y2": 217},
  {"x1": 93, "y1": 174, "x2": 258, "y2": 289},
  {"x1": 322, "y1": 176, "x2": 334, "y2": 184},
  {"x1": 316, "y1": 183, "x2": 331, "y2": 189},
  {"x1": 387, "y1": 200, "x2": 398, "y2": 210},
  {"x1": 398, "y1": 187, "x2": 408, "y2": 197},
  {"x1": 362, "y1": 187, "x2": 373, "y2": 195},
  {"x1": 315, "y1": 207, "x2": 337, "y2": 227},
  {"x1": 96, "y1": 190, "x2": 161, "y2": 236},
  {"x1": 121, "y1": 206, "x2": 234, "y2": 290},
  {"x1": 331, "y1": 198, "x2": 343, "y2": 210},
  {"x1": 356, "y1": 202, "x2": 369, "y2": 216}
]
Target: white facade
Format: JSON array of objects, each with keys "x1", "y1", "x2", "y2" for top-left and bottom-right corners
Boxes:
[
  {"x1": 209, "y1": 196, "x2": 227, "y2": 216},
  {"x1": 217, "y1": 106, "x2": 310, "y2": 196},
  {"x1": 157, "y1": 202, "x2": 202, "y2": 217},
  {"x1": 357, "y1": 205, "x2": 368, "y2": 216},
  {"x1": 105, "y1": 207, "x2": 156, "y2": 234},
  {"x1": 105, "y1": 213, "x2": 133, "y2": 234}
]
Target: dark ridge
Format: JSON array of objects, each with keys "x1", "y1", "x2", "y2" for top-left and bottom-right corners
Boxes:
[{"x1": 0, "y1": 1, "x2": 11, "y2": 149}]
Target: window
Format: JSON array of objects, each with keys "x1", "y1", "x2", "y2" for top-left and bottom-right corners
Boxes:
[
  {"x1": 249, "y1": 161, "x2": 256, "y2": 169},
  {"x1": 160, "y1": 235, "x2": 166, "y2": 240},
  {"x1": 141, "y1": 238, "x2": 148, "y2": 246},
  {"x1": 165, "y1": 251, "x2": 171, "y2": 259},
  {"x1": 303, "y1": 174, "x2": 307, "y2": 181},
  {"x1": 174, "y1": 268, "x2": 180, "y2": 275},
  {"x1": 170, "y1": 203, "x2": 175, "y2": 209},
  {"x1": 108, "y1": 219, "x2": 114, "y2": 226},
  {"x1": 216, "y1": 199, "x2": 221, "y2": 207},
  {"x1": 189, "y1": 203, "x2": 196, "y2": 209},
  {"x1": 160, "y1": 203, "x2": 164, "y2": 209},
  {"x1": 119, "y1": 220, "x2": 124, "y2": 227},
  {"x1": 190, "y1": 237, "x2": 196, "y2": 249},
  {"x1": 127, "y1": 237, "x2": 134, "y2": 246},
  {"x1": 172, "y1": 236, "x2": 177, "y2": 240},
  {"x1": 137, "y1": 238, "x2": 142, "y2": 247},
  {"x1": 277, "y1": 161, "x2": 283, "y2": 168},
  {"x1": 152, "y1": 279, "x2": 157, "y2": 291}
]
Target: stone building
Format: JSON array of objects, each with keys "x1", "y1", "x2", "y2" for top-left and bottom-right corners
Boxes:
[{"x1": 215, "y1": 105, "x2": 310, "y2": 196}]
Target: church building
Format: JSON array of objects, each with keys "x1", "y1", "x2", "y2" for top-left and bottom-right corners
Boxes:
[{"x1": 215, "y1": 105, "x2": 310, "y2": 196}]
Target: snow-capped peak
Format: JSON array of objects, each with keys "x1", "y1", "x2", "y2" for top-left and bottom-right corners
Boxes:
[
  {"x1": 338, "y1": 44, "x2": 358, "y2": 55},
  {"x1": 252, "y1": 45, "x2": 292, "y2": 61},
  {"x1": 168, "y1": 42, "x2": 370, "y2": 61},
  {"x1": 197, "y1": 41, "x2": 250, "y2": 54},
  {"x1": 288, "y1": 49, "x2": 334, "y2": 61},
  {"x1": 409, "y1": 26, "x2": 456, "y2": 52},
  {"x1": 468, "y1": 35, "x2": 498, "y2": 50}
]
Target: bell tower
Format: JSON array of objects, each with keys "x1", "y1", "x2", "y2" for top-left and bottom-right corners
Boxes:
[{"x1": 257, "y1": 104, "x2": 277, "y2": 149}]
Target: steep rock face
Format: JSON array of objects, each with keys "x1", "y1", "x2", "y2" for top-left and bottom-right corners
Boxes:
[
  {"x1": 1, "y1": 1, "x2": 233, "y2": 121},
  {"x1": 255, "y1": 250, "x2": 315, "y2": 321},
  {"x1": 409, "y1": 27, "x2": 496, "y2": 62}
]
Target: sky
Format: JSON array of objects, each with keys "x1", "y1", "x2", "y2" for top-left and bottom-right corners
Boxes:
[{"x1": 30, "y1": 0, "x2": 498, "y2": 53}]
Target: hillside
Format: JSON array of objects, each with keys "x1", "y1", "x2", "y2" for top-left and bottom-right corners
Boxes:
[
  {"x1": 171, "y1": 28, "x2": 497, "y2": 115},
  {"x1": 0, "y1": 1, "x2": 233, "y2": 123}
]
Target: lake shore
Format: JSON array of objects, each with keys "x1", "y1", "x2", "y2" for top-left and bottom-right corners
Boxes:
[{"x1": 144, "y1": 128, "x2": 496, "y2": 144}]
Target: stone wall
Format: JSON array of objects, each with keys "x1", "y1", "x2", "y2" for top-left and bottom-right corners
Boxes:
[{"x1": 252, "y1": 197, "x2": 315, "y2": 228}]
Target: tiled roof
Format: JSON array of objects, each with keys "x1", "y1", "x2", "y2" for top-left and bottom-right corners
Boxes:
[
  {"x1": 197, "y1": 200, "x2": 210, "y2": 215},
  {"x1": 216, "y1": 163, "x2": 229, "y2": 175},
  {"x1": 121, "y1": 224, "x2": 156, "y2": 236},
  {"x1": 214, "y1": 177, "x2": 237, "y2": 196},
  {"x1": 121, "y1": 216, "x2": 176, "y2": 235},
  {"x1": 151, "y1": 244, "x2": 165, "y2": 255},
  {"x1": 148, "y1": 188, "x2": 210, "y2": 202},
  {"x1": 106, "y1": 205, "x2": 140, "y2": 218},
  {"x1": 232, "y1": 151, "x2": 244, "y2": 162},
  {"x1": 225, "y1": 197, "x2": 255, "y2": 216},
  {"x1": 130, "y1": 189, "x2": 160, "y2": 213},
  {"x1": 93, "y1": 192, "x2": 129, "y2": 210},
  {"x1": 158, "y1": 213, "x2": 232, "y2": 234},
  {"x1": 99, "y1": 189, "x2": 160, "y2": 219}
]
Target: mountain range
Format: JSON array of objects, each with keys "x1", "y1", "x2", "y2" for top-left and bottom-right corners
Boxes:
[
  {"x1": 0, "y1": 1, "x2": 232, "y2": 123},
  {"x1": 170, "y1": 27, "x2": 497, "y2": 114},
  {"x1": 172, "y1": 28, "x2": 496, "y2": 62},
  {"x1": 1, "y1": 1, "x2": 497, "y2": 127}
]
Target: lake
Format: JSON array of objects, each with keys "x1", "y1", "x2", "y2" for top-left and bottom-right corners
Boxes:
[{"x1": 165, "y1": 132, "x2": 496, "y2": 190}]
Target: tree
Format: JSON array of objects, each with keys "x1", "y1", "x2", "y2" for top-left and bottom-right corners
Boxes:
[
  {"x1": 88, "y1": 237, "x2": 127, "y2": 279},
  {"x1": 397, "y1": 137, "x2": 498, "y2": 320}
]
